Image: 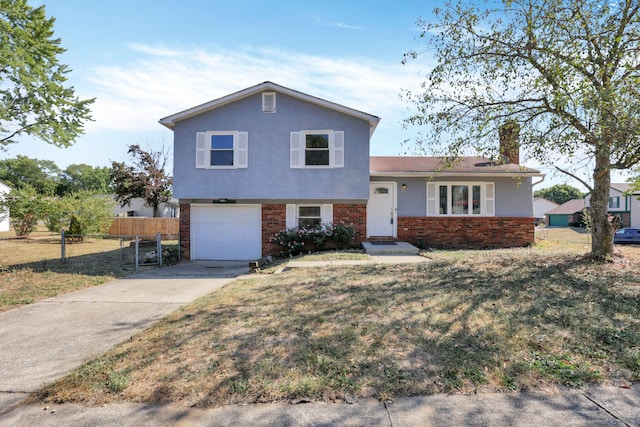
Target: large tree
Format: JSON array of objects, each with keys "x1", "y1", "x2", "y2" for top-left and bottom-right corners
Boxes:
[
  {"x1": 403, "y1": 0, "x2": 640, "y2": 259},
  {"x1": 534, "y1": 184, "x2": 585, "y2": 205},
  {"x1": 0, "y1": 0, "x2": 94, "y2": 148},
  {"x1": 111, "y1": 145, "x2": 173, "y2": 217},
  {"x1": 57, "y1": 163, "x2": 113, "y2": 196},
  {"x1": 0, "y1": 155, "x2": 60, "y2": 195}
]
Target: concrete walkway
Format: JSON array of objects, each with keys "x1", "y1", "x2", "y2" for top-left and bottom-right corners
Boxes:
[
  {"x1": 0, "y1": 261, "x2": 249, "y2": 415},
  {"x1": 1, "y1": 258, "x2": 639, "y2": 426}
]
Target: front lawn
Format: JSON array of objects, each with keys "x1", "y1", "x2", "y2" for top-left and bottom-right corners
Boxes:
[{"x1": 37, "y1": 244, "x2": 640, "y2": 407}]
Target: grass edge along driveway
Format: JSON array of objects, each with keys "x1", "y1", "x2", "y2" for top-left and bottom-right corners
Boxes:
[{"x1": 36, "y1": 244, "x2": 640, "y2": 408}]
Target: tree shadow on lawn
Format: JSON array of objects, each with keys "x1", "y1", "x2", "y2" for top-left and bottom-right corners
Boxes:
[{"x1": 37, "y1": 251, "x2": 640, "y2": 407}]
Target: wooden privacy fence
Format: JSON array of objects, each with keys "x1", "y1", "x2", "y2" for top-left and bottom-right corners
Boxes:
[{"x1": 108, "y1": 217, "x2": 179, "y2": 237}]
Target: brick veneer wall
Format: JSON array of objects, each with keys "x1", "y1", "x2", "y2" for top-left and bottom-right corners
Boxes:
[
  {"x1": 179, "y1": 203, "x2": 191, "y2": 261},
  {"x1": 262, "y1": 204, "x2": 286, "y2": 257},
  {"x1": 397, "y1": 216, "x2": 535, "y2": 248},
  {"x1": 333, "y1": 204, "x2": 367, "y2": 246}
]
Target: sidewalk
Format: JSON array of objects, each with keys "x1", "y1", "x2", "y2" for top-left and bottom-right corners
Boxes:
[
  {"x1": 0, "y1": 258, "x2": 638, "y2": 426},
  {"x1": 2, "y1": 385, "x2": 638, "y2": 426}
]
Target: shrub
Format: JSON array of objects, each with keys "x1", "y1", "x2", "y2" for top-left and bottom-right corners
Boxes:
[
  {"x1": 331, "y1": 222, "x2": 356, "y2": 249},
  {"x1": 271, "y1": 222, "x2": 357, "y2": 257}
]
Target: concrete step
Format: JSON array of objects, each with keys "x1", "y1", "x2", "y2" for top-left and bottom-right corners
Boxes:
[{"x1": 361, "y1": 241, "x2": 420, "y2": 255}]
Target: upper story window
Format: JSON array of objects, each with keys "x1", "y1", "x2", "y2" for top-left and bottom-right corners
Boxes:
[
  {"x1": 427, "y1": 182, "x2": 495, "y2": 216},
  {"x1": 609, "y1": 196, "x2": 621, "y2": 209},
  {"x1": 210, "y1": 134, "x2": 234, "y2": 166},
  {"x1": 195, "y1": 131, "x2": 248, "y2": 169},
  {"x1": 290, "y1": 130, "x2": 344, "y2": 168},
  {"x1": 304, "y1": 133, "x2": 330, "y2": 166}
]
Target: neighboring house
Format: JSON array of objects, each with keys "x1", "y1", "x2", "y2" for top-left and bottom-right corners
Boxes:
[
  {"x1": 533, "y1": 197, "x2": 559, "y2": 225},
  {"x1": 160, "y1": 81, "x2": 542, "y2": 261},
  {"x1": 0, "y1": 181, "x2": 10, "y2": 232},
  {"x1": 545, "y1": 199, "x2": 587, "y2": 226},
  {"x1": 584, "y1": 183, "x2": 640, "y2": 228},
  {"x1": 111, "y1": 197, "x2": 179, "y2": 218}
]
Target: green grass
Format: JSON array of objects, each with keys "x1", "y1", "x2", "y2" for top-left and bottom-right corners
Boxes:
[{"x1": 35, "y1": 242, "x2": 640, "y2": 408}]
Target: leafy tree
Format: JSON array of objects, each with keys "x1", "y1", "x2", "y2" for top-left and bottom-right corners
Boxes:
[
  {"x1": 0, "y1": 0, "x2": 94, "y2": 148},
  {"x1": 43, "y1": 191, "x2": 114, "y2": 234},
  {"x1": 534, "y1": 184, "x2": 585, "y2": 205},
  {"x1": 403, "y1": 0, "x2": 640, "y2": 259},
  {"x1": 57, "y1": 164, "x2": 113, "y2": 195},
  {"x1": 0, "y1": 185, "x2": 47, "y2": 236},
  {"x1": 0, "y1": 155, "x2": 60, "y2": 195},
  {"x1": 111, "y1": 145, "x2": 173, "y2": 217}
]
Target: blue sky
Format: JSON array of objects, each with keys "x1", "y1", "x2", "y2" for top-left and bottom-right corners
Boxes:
[{"x1": 4, "y1": 0, "x2": 614, "y2": 189}]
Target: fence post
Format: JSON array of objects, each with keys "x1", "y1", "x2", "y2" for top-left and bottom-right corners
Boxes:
[
  {"x1": 61, "y1": 230, "x2": 66, "y2": 263},
  {"x1": 135, "y1": 234, "x2": 139, "y2": 271},
  {"x1": 156, "y1": 232, "x2": 163, "y2": 266}
]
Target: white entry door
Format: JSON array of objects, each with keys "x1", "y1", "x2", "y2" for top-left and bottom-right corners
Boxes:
[{"x1": 367, "y1": 183, "x2": 396, "y2": 237}]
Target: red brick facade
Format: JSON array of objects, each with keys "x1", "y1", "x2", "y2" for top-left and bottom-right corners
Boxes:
[
  {"x1": 397, "y1": 216, "x2": 535, "y2": 248},
  {"x1": 262, "y1": 204, "x2": 287, "y2": 256},
  {"x1": 333, "y1": 204, "x2": 367, "y2": 245},
  {"x1": 179, "y1": 202, "x2": 534, "y2": 260},
  {"x1": 179, "y1": 203, "x2": 191, "y2": 261}
]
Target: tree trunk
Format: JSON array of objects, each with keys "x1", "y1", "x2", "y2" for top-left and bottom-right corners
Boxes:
[
  {"x1": 590, "y1": 150, "x2": 613, "y2": 258},
  {"x1": 153, "y1": 205, "x2": 160, "y2": 218}
]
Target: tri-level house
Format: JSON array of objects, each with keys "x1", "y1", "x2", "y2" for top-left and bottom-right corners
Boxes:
[{"x1": 160, "y1": 82, "x2": 542, "y2": 261}]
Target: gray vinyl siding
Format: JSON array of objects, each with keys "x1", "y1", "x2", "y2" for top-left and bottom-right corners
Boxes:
[
  {"x1": 172, "y1": 91, "x2": 371, "y2": 201},
  {"x1": 371, "y1": 176, "x2": 534, "y2": 217}
]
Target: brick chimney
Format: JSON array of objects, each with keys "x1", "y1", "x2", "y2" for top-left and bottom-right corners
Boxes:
[{"x1": 499, "y1": 121, "x2": 520, "y2": 165}]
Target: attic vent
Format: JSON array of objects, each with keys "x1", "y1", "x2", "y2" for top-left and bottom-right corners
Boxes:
[{"x1": 262, "y1": 92, "x2": 276, "y2": 113}]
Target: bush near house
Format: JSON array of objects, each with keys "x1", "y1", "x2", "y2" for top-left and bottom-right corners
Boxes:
[{"x1": 271, "y1": 222, "x2": 356, "y2": 257}]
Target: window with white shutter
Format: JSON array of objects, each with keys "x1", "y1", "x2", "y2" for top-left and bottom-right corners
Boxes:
[
  {"x1": 289, "y1": 130, "x2": 344, "y2": 168},
  {"x1": 285, "y1": 204, "x2": 334, "y2": 229},
  {"x1": 195, "y1": 131, "x2": 248, "y2": 169},
  {"x1": 426, "y1": 182, "x2": 495, "y2": 216}
]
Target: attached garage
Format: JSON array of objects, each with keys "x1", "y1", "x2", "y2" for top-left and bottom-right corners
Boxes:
[{"x1": 190, "y1": 205, "x2": 262, "y2": 260}]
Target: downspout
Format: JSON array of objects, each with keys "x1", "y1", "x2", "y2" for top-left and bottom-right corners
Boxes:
[{"x1": 532, "y1": 175, "x2": 545, "y2": 187}]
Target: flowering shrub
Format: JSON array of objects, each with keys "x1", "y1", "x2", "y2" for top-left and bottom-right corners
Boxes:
[{"x1": 270, "y1": 222, "x2": 356, "y2": 257}]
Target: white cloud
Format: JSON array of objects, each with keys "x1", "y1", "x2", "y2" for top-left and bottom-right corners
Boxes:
[{"x1": 82, "y1": 43, "x2": 424, "y2": 147}]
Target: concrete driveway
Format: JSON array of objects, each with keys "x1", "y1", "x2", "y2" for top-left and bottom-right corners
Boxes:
[{"x1": 0, "y1": 261, "x2": 249, "y2": 414}]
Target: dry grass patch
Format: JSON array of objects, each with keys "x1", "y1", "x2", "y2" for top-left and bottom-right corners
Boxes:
[
  {"x1": 0, "y1": 236, "x2": 133, "y2": 311},
  {"x1": 36, "y1": 244, "x2": 640, "y2": 407}
]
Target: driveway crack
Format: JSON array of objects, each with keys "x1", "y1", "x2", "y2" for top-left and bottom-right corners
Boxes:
[{"x1": 582, "y1": 391, "x2": 631, "y2": 427}]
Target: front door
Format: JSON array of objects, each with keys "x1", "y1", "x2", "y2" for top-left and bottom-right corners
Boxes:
[{"x1": 367, "y1": 182, "x2": 396, "y2": 237}]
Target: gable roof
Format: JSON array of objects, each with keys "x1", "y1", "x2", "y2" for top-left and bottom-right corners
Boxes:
[
  {"x1": 546, "y1": 198, "x2": 586, "y2": 215},
  {"x1": 534, "y1": 197, "x2": 559, "y2": 206},
  {"x1": 611, "y1": 183, "x2": 640, "y2": 194},
  {"x1": 370, "y1": 156, "x2": 542, "y2": 177},
  {"x1": 159, "y1": 81, "x2": 381, "y2": 136}
]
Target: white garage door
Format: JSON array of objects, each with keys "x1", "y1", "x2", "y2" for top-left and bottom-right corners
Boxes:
[{"x1": 191, "y1": 205, "x2": 262, "y2": 260}]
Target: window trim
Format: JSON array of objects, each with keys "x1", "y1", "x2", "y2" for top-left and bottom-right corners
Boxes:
[
  {"x1": 290, "y1": 130, "x2": 344, "y2": 169},
  {"x1": 285, "y1": 204, "x2": 333, "y2": 229},
  {"x1": 609, "y1": 196, "x2": 621, "y2": 209},
  {"x1": 196, "y1": 131, "x2": 248, "y2": 169},
  {"x1": 427, "y1": 182, "x2": 495, "y2": 217}
]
